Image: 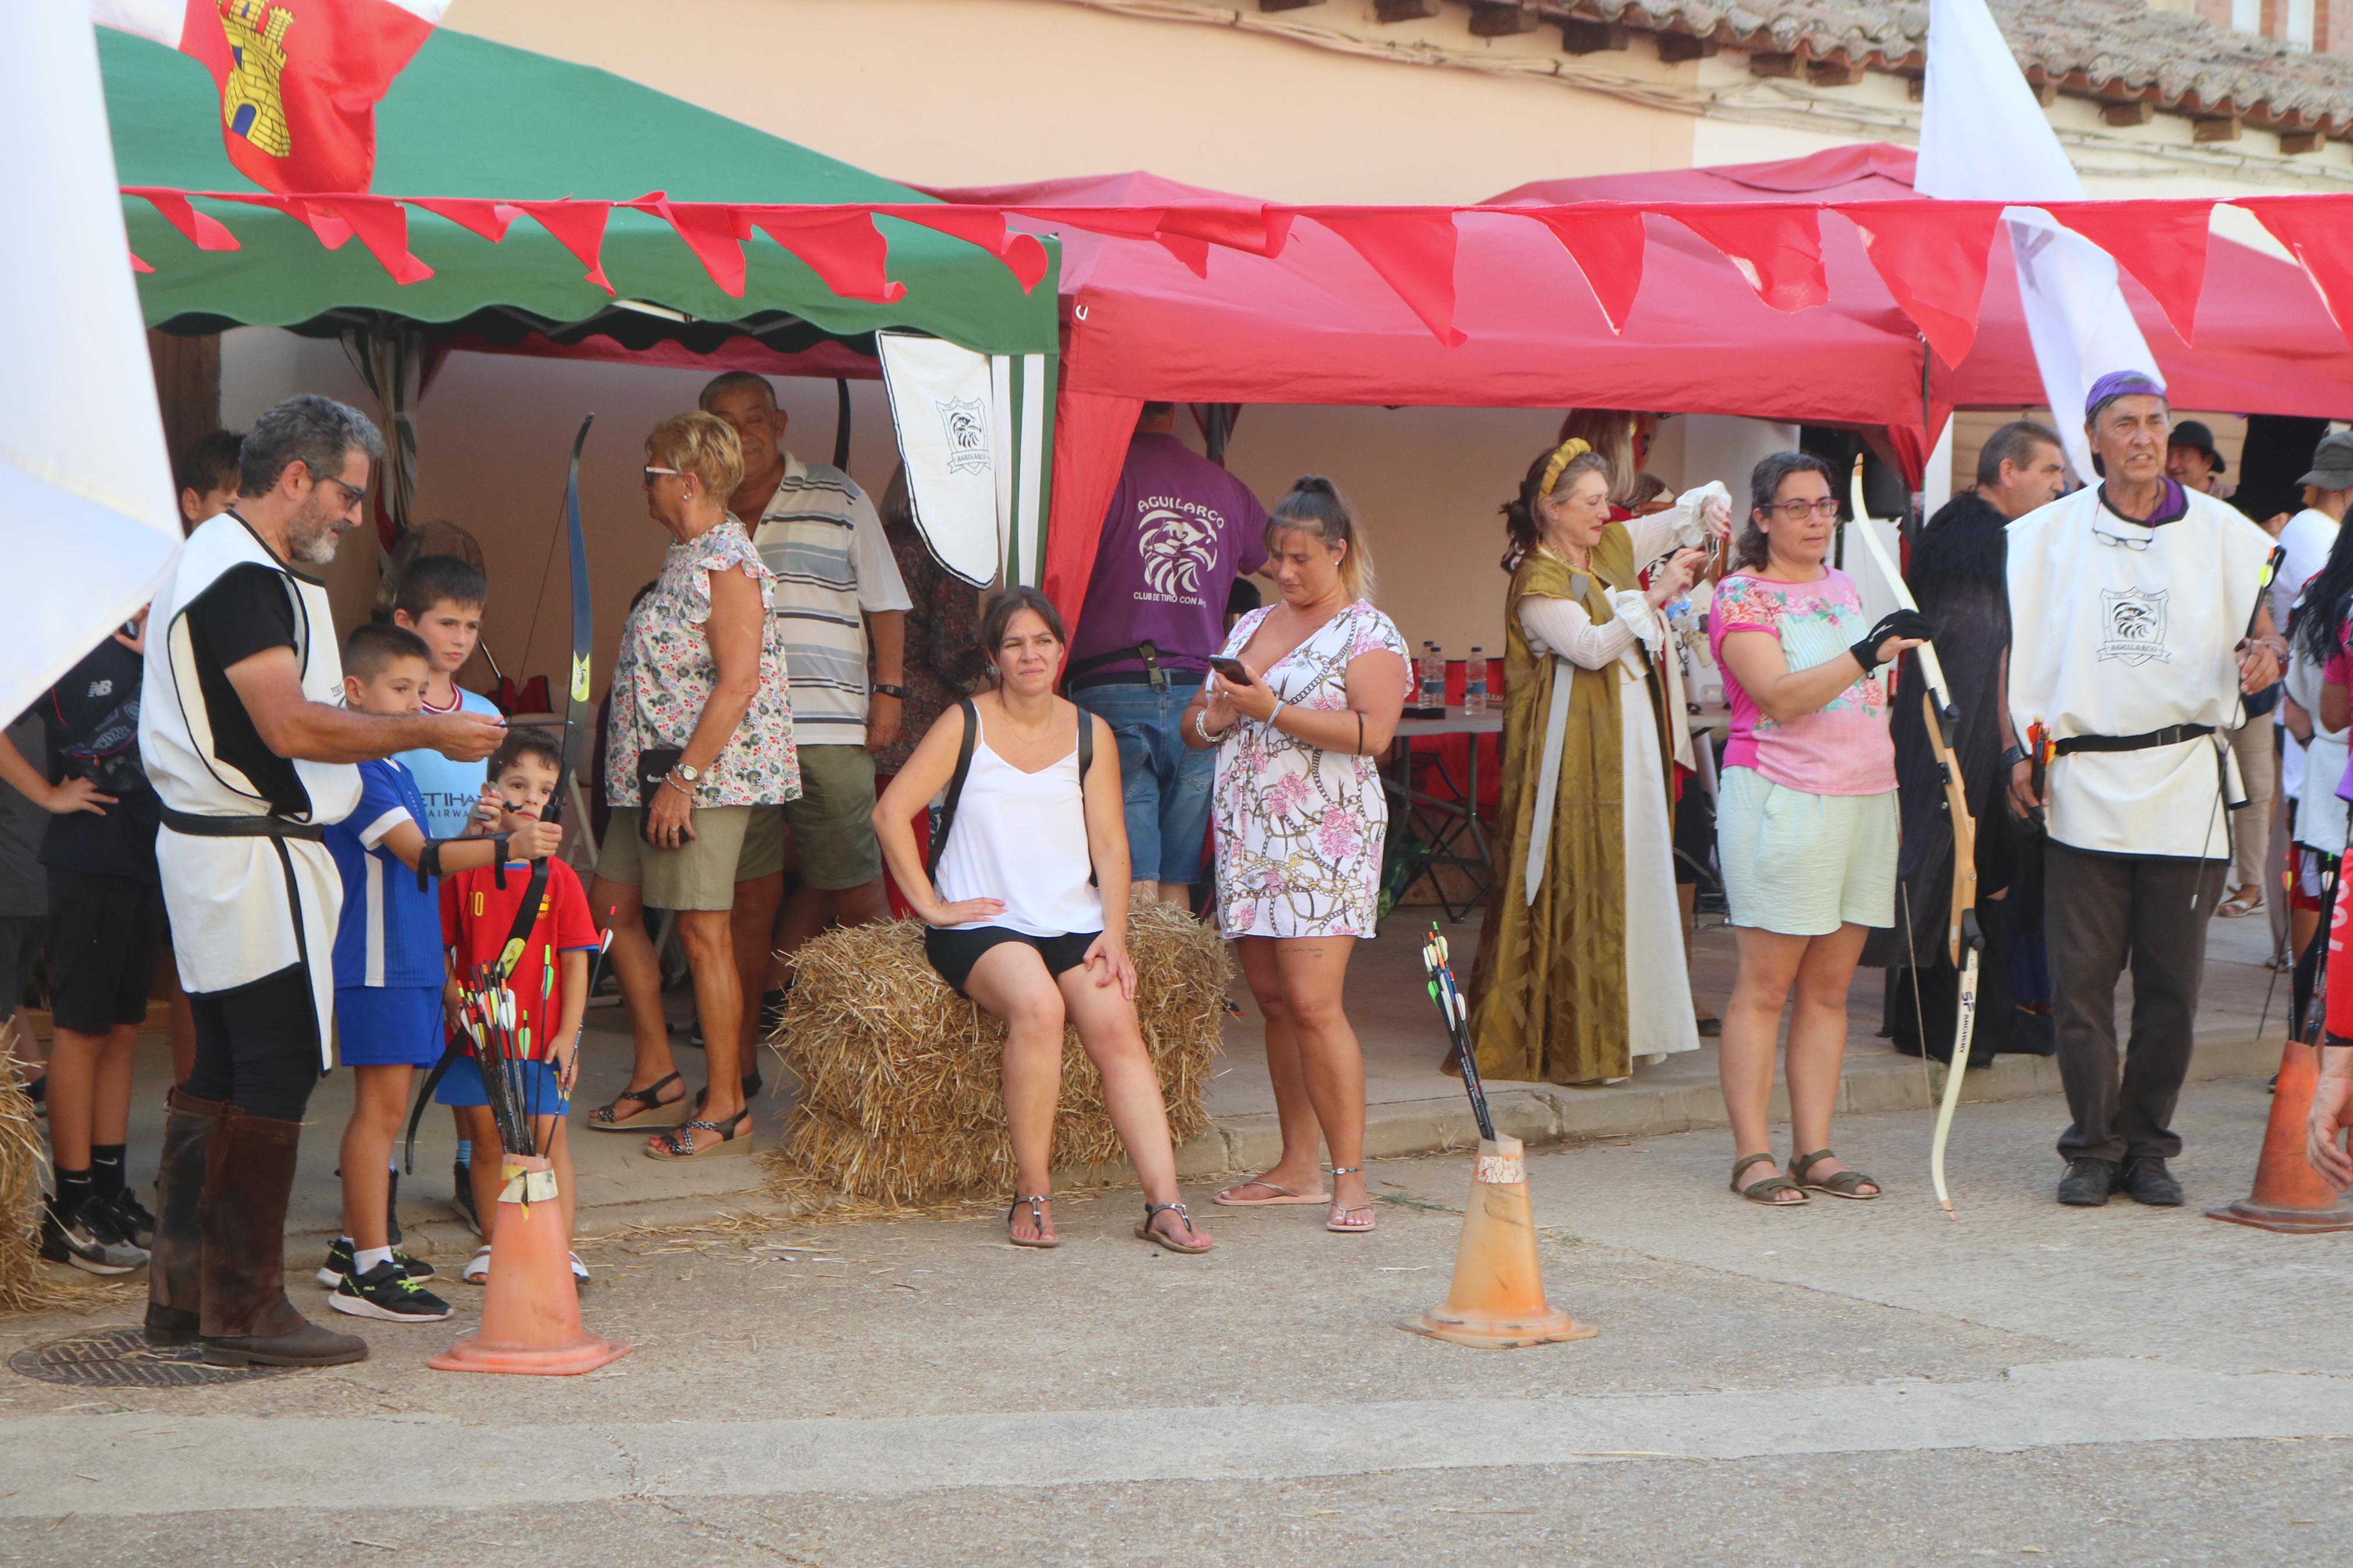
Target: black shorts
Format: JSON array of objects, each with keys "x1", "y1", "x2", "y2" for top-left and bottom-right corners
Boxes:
[
  {"x1": 923, "y1": 926, "x2": 1099, "y2": 998},
  {"x1": 46, "y1": 868, "x2": 165, "y2": 1035}
]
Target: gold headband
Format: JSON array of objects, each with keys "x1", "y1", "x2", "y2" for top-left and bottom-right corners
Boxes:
[{"x1": 1538, "y1": 438, "x2": 1592, "y2": 499}]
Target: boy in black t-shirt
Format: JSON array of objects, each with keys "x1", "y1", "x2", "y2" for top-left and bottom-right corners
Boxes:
[{"x1": 0, "y1": 613, "x2": 166, "y2": 1274}]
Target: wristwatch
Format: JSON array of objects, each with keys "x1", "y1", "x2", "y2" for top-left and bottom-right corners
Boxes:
[
  {"x1": 872, "y1": 683, "x2": 907, "y2": 701},
  {"x1": 673, "y1": 762, "x2": 702, "y2": 785}
]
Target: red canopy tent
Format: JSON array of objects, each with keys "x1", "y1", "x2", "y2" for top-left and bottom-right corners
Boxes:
[{"x1": 932, "y1": 146, "x2": 2353, "y2": 628}]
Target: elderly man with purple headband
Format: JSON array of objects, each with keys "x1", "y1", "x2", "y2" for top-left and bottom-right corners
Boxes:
[{"x1": 2004, "y1": 371, "x2": 2285, "y2": 1210}]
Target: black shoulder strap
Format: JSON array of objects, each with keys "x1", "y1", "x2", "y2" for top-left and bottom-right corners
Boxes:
[
  {"x1": 924, "y1": 698, "x2": 979, "y2": 881},
  {"x1": 1078, "y1": 707, "x2": 1092, "y2": 780}
]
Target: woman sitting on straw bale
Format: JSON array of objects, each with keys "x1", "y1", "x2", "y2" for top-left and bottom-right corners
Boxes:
[
  {"x1": 1183, "y1": 479, "x2": 1410, "y2": 1235},
  {"x1": 873, "y1": 587, "x2": 1212, "y2": 1254}
]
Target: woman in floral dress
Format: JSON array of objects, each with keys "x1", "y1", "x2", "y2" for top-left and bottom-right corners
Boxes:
[{"x1": 1181, "y1": 478, "x2": 1409, "y2": 1234}]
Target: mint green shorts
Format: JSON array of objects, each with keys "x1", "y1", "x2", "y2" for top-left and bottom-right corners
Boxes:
[{"x1": 1716, "y1": 767, "x2": 1898, "y2": 937}]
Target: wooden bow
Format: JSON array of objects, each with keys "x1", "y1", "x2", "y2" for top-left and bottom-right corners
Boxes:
[{"x1": 1850, "y1": 458, "x2": 1978, "y2": 1218}]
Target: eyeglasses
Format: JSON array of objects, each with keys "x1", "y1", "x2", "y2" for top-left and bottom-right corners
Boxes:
[
  {"x1": 2090, "y1": 523, "x2": 2153, "y2": 552},
  {"x1": 320, "y1": 475, "x2": 367, "y2": 512},
  {"x1": 643, "y1": 466, "x2": 682, "y2": 487},
  {"x1": 1765, "y1": 497, "x2": 1842, "y2": 521}
]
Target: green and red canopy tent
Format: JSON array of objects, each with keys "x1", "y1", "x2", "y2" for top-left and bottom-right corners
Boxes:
[{"x1": 104, "y1": 25, "x2": 1064, "y2": 628}]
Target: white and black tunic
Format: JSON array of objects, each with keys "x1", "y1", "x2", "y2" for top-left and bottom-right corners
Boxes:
[{"x1": 138, "y1": 513, "x2": 359, "y2": 1066}]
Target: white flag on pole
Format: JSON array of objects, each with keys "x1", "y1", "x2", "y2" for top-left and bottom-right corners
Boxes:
[
  {"x1": 0, "y1": 1, "x2": 183, "y2": 723},
  {"x1": 1918, "y1": 0, "x2": 2162, "y2": 482}
]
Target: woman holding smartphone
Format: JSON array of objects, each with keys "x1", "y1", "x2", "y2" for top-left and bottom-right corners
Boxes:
[{"x1": 1184, "y1": 478, "x2": 1410, "y2": 1234}]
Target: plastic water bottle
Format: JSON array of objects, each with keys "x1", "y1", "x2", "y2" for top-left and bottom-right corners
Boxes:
[
  {"x1": 1465, "y1": 648, "x2": 1488, "y2": 716},
  {"x1": 1421, "y1": 642, "x2": 1445, "y2": 708}
]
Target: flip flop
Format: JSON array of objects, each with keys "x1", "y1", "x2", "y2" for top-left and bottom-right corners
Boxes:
[
  {"x1": 1323, "y1": 1166, "x2": 1376, "y2": 1234},
  {"x1": 1007, "y1": 1193, "x2": 1058, "y2": 1249},
  {"x1": 1212, "y1": 1175, "x2": 1332, "y2": 1208},
  {"x1": 2217, "y1": 887, "x2": 2265, "y2": 919}
]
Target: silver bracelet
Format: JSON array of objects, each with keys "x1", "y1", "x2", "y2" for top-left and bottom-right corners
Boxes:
[
  {"x1": 1193, "y1": 707, "x2": 1223, "y2": 745},
  {"x1": 1266, "y1": 698, "x2": 1287, "y2": 729}
]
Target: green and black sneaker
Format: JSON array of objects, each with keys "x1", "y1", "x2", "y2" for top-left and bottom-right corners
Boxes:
[
  {"x1": 314, "y1": 1236, "x2": 436, "y2": 1288},
  {"x1": 330, "y1": 1260, "x2": 453, "y2": 1323}
]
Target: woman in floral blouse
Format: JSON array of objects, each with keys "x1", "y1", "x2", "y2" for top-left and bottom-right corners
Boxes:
[
  {"x1": 588, "y1": 411, "x2": 797, "y2": 1161},
  {"x1": 1181, "y1": 478, "x2": 1409, "y2": 1235}
]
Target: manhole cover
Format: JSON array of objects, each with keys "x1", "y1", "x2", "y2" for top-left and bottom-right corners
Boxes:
[{"x1": 9, "y1": 1324, "x2": 297, "y2": 1388}]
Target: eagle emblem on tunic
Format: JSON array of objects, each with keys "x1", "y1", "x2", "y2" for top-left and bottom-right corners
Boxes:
[
  {"x1": 219, "y1": 1, "x2": 295, "y2": 158},
  {"x1": 2097, "y1": 586, "x2": 2172, "y2": 666}
]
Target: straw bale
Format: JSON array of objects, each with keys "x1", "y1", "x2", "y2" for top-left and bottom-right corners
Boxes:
[
  {"x1": 759, "y1": 903, "x2": 1231, "y2": 1208},
  {"x1": 0, "y1": 1060, "x2": 87, "y2": 1317}
]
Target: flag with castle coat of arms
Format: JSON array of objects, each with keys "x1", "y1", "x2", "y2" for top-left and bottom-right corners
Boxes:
[{"x1": 96, "y1": 0, "x2": 448, "y2": 194}]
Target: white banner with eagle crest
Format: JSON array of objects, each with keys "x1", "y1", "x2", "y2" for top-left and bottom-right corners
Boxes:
[{"x1": 876, "y1": 331, "x2": 1050, "y2": 590}]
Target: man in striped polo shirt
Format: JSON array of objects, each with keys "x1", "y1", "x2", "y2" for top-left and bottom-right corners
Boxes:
[{"x1": 704, "y1": 374, "x2": 911, "y2": 1012}]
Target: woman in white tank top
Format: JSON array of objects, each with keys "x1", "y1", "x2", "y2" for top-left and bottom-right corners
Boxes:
[{"x1": 875, "y1": 588, "x2": 1212, "y2": 1255}]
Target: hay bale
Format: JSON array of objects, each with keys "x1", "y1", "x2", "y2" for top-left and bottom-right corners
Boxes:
[
  {"x1": 758, "y1": 902, "x2": 1231, "y2": 1208},
  {"x1": 0, "y1": 1059, "x2": 82, "y2": 1317}
]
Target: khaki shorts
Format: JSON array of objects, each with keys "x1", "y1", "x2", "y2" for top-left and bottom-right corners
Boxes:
[
  {"x1": 774, "y1": 743, "x2": 882, "y2": 891},
  {"x1": 598, "y1": 804, "x2": 758, "y2": 912}
]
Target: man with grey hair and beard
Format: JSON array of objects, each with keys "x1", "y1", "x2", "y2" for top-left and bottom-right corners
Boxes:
[{"x1": 138, "y1": 394, "x2": 504, "y2": 1367}]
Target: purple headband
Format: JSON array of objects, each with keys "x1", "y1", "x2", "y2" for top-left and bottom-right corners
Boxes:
[{"x1": 2084, "y1": 369, "x2": 2167, "y2": 424}]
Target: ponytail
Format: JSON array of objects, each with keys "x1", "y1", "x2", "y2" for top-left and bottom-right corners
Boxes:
[{"x1": 1268, "y1": 477, "x2": 1375, "y2": 602}]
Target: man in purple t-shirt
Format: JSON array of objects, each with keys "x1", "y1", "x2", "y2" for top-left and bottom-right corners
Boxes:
[{"x1": 1067, "y1": 404, "x2": 1269, "y2": 902}]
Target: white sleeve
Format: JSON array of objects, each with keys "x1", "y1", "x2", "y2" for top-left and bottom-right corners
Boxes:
[
  {"x1": 1623, "y1": 480, "x2": 1729, "y2": 566},
  {"x1": 1518, "y1": 593, "x2": 1637, "y2": 671},
  {"x1": 849, "y1": 488, "x2": 913, "y2": 614}
]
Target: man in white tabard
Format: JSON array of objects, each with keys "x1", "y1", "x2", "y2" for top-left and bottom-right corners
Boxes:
[
  {"x1": 138, "y1": 396, "x2": 504, "y2": 1367},
  {"x1": 2006, "y1": 371, "x2": 2284, "y2": 1209}
]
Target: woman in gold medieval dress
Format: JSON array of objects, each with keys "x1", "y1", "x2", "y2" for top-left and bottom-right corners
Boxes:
[{"x1": 1466, "y1": 440, "x2": 1726, "y2": 1084}]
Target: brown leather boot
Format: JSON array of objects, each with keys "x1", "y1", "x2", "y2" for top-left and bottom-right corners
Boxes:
[
  {"x1": 198, "y1": 1106, "x2": 367, "y2": 1367},
  {"x1": 143, "y1": 1089, "x2": 228, "y2": 1347}
]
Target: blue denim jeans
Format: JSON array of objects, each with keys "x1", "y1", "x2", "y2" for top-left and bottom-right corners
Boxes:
[{"x1": 1071, "y1": 676, "x2": 1213, "y2": 886}]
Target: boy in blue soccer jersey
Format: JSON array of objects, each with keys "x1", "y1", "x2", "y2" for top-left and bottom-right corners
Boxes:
[
  {"x1": 389, "y1": 554, "x2": 507, "y2": 1229},
  {"x1": 321, "y1": 625, "x2": 553, "y2": 1322}
]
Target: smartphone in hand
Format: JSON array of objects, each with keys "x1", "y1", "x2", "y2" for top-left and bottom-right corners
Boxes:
[{"x1": 1208, "y1": 655, "x2": 1254, "y2": 685}]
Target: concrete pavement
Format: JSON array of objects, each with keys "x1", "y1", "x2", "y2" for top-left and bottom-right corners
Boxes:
[{"x1": 5, "y1": 1078, "x2": 2350, "y2": 1564}]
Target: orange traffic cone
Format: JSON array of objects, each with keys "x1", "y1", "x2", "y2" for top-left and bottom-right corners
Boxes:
[
  {"x1": 2206, "y1": 1040, "x2": 2353, "y2": 1234},
  {"x1": 431, "y1": 1155, "x2": 631, "y2": 1375},
  {"x1": 1402, "y1": 1134, "x2": 1597, "y2": 1349}
]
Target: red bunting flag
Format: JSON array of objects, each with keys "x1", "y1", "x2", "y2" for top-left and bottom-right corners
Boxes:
[
  {"x1": 1515, "y1": 205, "x2": 1647, "y2": 333},
  {"x1": 886, "y1": 207, "x2": 1051, "y2": 294},
  {"x1": 2237, "y1": 194, "x2": 2353, "y2": 352},
  {"x1": 507, "y1": 200, "x2": 614, "y2": 293},
  {"x1": 2040, "y1": 200, "x2": 2214, "y2": 345},
  {"x1": 1311, "y1": 209, "x2": 1466, "y2": 348},
  {"x1": 101, "y1": 2, "x2": 449, "y2": 195},
  {"x1": 410, "y1": 197, "x2": 517, "y2": 244},
  {"x1": 1663, "y1": 205, "x2": 1829, "y2": 314},
  {"x1": 1840, "y1": 201, "x2": 2003, "y2": 368},
  {"x1": 748, "y1": 208, "x2": 906, "y2": 304},
  {"x1": 126, "y1": 187, "x2": 243, "y2": 253},
  {"x1": 633, "y1": 195, "x2": 748, "y2": 297},
  {"x1": 311, "y1": 195, "x2": 431, "y2": 284}
]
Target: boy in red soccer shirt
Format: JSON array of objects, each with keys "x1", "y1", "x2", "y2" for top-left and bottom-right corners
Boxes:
[{"x1": 438, "y1": 728, "x2": 598, "y2": 1285}]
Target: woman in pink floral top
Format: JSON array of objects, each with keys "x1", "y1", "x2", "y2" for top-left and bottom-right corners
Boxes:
[
  {"x1": 1182, "y1": 478, "x2": 1409, "y2": 1235},
  {"x1": 589, "y1": 412, "x2": 797, "y2": 1160}
]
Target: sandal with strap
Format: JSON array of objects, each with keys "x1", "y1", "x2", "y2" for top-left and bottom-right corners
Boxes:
[
  {"x1": 1790, "y1": 1147, "x2": 1882, "y2": 1200},
  {"x1": 588, "y1": 1071, "x2": 686, "y2": 1132},
  {"x1": 1730, "y1": 1151, "x2": 1809, "y2": 1206},
  {"x1": 1325, "y1": 1166, "x2": 1376, "y2": 1234},
  {"x1": 1007, "y1": 1193, "x2": 1058, "y2": 1250},
  {"x1": 1136, "y1": 1201, "x2": 1213, "y2": 1254},
  {"x1": 644, "y1": 1107, "x2": 753, "y2": 1161}
]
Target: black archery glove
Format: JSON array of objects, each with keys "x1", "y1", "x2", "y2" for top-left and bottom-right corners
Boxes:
[{"x1": 1849, "y1": 608, "x2": 1933, "y2": 673}]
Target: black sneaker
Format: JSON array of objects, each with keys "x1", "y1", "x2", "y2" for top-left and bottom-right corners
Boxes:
[
  {"x1": 2119, "y1": 1156, "x2": 2185, "y2": 1207},
  {"x1": 109, "y1": 1188, "x2": 157, "y2": 1251},
  {"x1": 314, "y1": 1237, "x2": 437, "y2": 1288},
  {"x1": 329, "y1": 1260, "x2": 453, "y2": 1322},
  {"x1": 452, "y1": 1159, "x2": 479, "y2": 1238},
  {"x1": 2057, "y1": 1157, "x2": 2119, "y2": 1207},
  {"x1": 38, "y1": 1193, "x2": 147, "y2": 1274}
]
